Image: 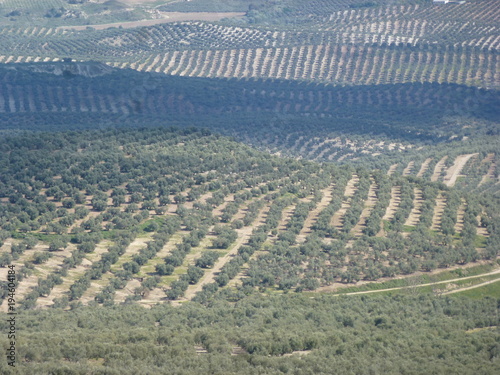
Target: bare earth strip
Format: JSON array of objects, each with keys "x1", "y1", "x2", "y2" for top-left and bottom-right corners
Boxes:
[
  {"x1": 331, "y1": 174, "x2": 359, "y2": 229},
  {"x1": 387, "y1": 164, "x2": 398, "y2": 176},
  {"x1": 74, "y1": 234, "x2": 153, "y2": 305},
  {"x1": 442, "y1": 153, "x2": 478, "y2": 187},
  {"x1": 57, "y1": 12, "x2": 246, "y2": 31},
  {"x1": 416, "y1": 158, "x2": 433, "y2": 178},
  {"x1": 404, "y1": 188, "x2": 423, "y2": 227},
  {"x1": 402, "y1": 161, "x2": 414, "y2": 176},
  {"x1": 431, "y1": 156, "x2": 448, "y2": 182},
  {"x1": 296, "y1": 184, "x2": 335, "y2": 243},
  {"x1": 176, "y1": 204, "x2": 271, "y2": 303},
  {"x1": 479, "y1": 153, "x2": 496, "y2": 186},
  {"x1": 477, "y1": 214, "x2": 489, "y2": 237},
  {"x1": 225, "y1": 205, "x2": 273, "y2": 287},
  {"x1": 454, "y1": 199, "x2": 466, "y2": 234},
  {"x1": 430, "y1": 193, "x2": 446, "y2": 231},
  {"x1": 382, "y1": 186, "x2": 401, "y2": 222},
  {"x1": 0, "y1": 244, "x2": 76, "y2": 312},
  {"x1": 377, "y1": 185, "x2": 401, "y2": 237},
  {"x1": 276, "y1": 204, "x2": 297, "y2": 233},
  {"x1": 37, "y1": 240, "x2": 112, "y2": 307},
  {"x1": 80, "y1": 231, "x2": 185, "y2": 305},
  {"x1": 351, "y1": 180, "x2": 378, "y2": 236}
]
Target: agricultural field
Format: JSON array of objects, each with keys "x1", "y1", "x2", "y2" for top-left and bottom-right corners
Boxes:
[
  {"x1": 0, "y1": 1, "x2": 498, "y2": 88},
  {"x1": 0, "y1": 1, "x2": 499, "y2": 373},
  {"x1": 0, "y1": 128, "x2": 498, "y2": 311}
]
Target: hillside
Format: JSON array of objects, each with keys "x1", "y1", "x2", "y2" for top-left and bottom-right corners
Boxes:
[
  {"x1": 0, "y1": 128, "x2": 498, "y2": 311},
  {"x1": 0, "y1": 0, "x2": 497, "y2": 171},
  {"x1": 0, "y1": 2, "x2": 499, "y2": 373},
  {"x1": 0, "y1": 1, "x2": 498, "y2": 88}
]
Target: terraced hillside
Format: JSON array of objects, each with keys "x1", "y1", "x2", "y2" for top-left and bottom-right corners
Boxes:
[
  {"x1": 0, "y1": 1, "x2": 498, "y2": 88},
  {"x1": 0, "y1": 62, "x2": 498, "y2": 168},
  {"x1": 0, "y1": 128, "x2": 498, "y2": 310},
  {"x1": 0, "y1": 0, "x2": 498, "y2": 172}
]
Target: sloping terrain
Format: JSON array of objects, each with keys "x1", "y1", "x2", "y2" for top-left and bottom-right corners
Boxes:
[{"x1": 0, "y1": 129, "x2": 497, "y2": 310}]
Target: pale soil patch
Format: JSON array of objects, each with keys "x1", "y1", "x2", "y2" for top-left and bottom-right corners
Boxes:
[
  {"x1": 296, "y1": 184, "x2": 335, "y2": 243},
  {"x1": 387, "y1": 164, "x2": 398, "y2": 176},
  {"x1": 454, "y1": 199, "x2": 466, "y2": 233},
  {"x1": 330, "y1": 174, "x2": 359, "y2": 229},
  {"x1": 282, "y1": 350, "x2": 312, "y2": 357},
  {"x1": 212, "y1": 194, "x2": 235, "y2": 218},
  {"x1": 404, "y1": 187, "x2": 423, "y2": 227},
  {"x1": 381, "y1": 186, "x2": 401, "y2": 222},
  {"x1": 0, "y1": 244, "x2": 75, "y2": 311},
  {"x1": 466, "y1": 326, "x2": 498, "y2": 334},
  {"x1": 57, "y1": 12, "x2": 245, "y2": 31},
  {"x1": 180, "y1": 204, "x2": 270, "y2": 301},
  {"x1": 443, "y1": 153, "x2": 478, "y2": 187},
  {"x1": 0, "y1": 238, "x2": 13, "y2": 254},
  {"x1": 181, "y1": 228, "x2": 250, "y2": 301},
  {"x1": 115, "y1": 234, "x2": 153, "y2": 268},
  {"x1": 139, "y1": 232, "x2": 184, "y2": 276},
  {"x1": 416, "y1": 158, "x2": 433, "y2": 178},
  {"x1": 38, "y1": 240, "x2": 112, "y2": 307},
  {"x1": 476, "y1": 215, "x2": 489, "y2": 237},
  {"x1": 351, "y1": 180, "x2": 378, "y2": 236},
  {"x1": 115, "y1": 278, "x2": 142, "y2": 303},
  {"x1": 430, "y1": 193, "x2": 446, "y2": 231},
  {"x1": 479, "y1": 153, "x2": 496, "y2": 186},
  {"x1": 79, "y1": 273, "x2": 113, "y2": 305},
  {"x1": 402, "y1": 161, "x2": 414, "y2": 176},
  {"x1": 431, "y1": 156, "x2": 448, "y2": 182},
  {"x1": 276, "y1": 204, "x2": 297, "y2": 233},
  {"x1": 222, "y1": 204, "x2": 272, "y2": 288}
]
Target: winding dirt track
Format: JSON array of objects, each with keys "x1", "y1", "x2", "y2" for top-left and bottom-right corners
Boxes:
[
  {"x1": 442, "y1": 278, "x2": 500, "y2": 295},
  {"x1": 330, "y1": 267, "x2": 500, "y2": 296}
]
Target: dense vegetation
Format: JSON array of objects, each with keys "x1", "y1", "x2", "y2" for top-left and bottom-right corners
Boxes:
[
  {"x1": 0, "y1": 128, "x2": 498, "y2": 310},
  {"x1": 0, "y1": 1, "x2": 498, "y2": 373},
  {"x1": 0, "y1": 294, "x2": 499, "y2": 374}
]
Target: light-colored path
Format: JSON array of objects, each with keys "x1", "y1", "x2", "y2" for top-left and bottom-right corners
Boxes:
[
  {"x1": 351, "y1": 180, "x2": 378, "y2": 236},
  {"x1": 331, "y1": 267, "x2": 500, "y2": 296},
  {"x1": 404, "y1": 188, "x2": 423, "y2": 227},
  {"x1": 416, "y1": 158, "x2": 433, "y2": 178},
  {"x1": 297, "y1": 184, "x2": 335, "y2": 243},
  {"x1": 443, "y1": 154, "x2": 478, "y2": 187},
  {"x1": 431, "y1": 156, "x2": 448, "y2": 182},
  {"x1": 443, "y1": 277, "x2": 500, "y2": 295}
]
